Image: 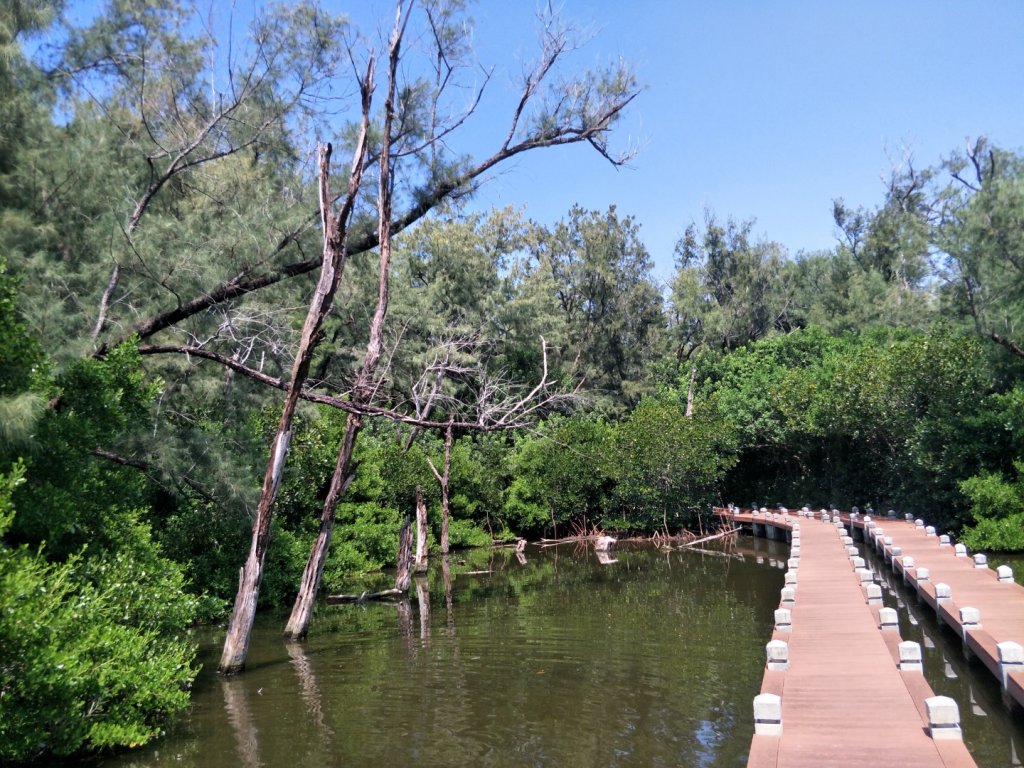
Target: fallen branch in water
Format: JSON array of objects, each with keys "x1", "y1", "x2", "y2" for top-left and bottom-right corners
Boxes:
[
  {"x1": 678, "y1": 527, "x2": 741, "y2": 549},
  {"x1": 326, "y1": 588, "x2": 404, "y2": 604}
]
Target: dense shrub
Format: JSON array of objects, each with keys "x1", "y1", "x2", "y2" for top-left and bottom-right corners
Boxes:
[{"x1": 0, "y1": 463, "x2": 198, "y2": 762}]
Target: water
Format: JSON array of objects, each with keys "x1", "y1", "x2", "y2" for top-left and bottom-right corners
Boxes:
[
  {"x1": 91, "y1": 537, "x2": 1024, "y2": 768},
  {"x1": 95, "y1": 540, "x2": 786, "y2": 768}
]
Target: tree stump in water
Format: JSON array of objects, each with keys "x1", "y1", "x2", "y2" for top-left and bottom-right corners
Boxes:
[{"x1": 395, "y1": 516, "x2": 413, "y2": 592}]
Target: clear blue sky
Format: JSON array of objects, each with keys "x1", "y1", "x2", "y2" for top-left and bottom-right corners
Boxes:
[
  {"x1": 461, "y1": 1, "x2": 1024, "y2": 281},
  {"x1": 56, "y1": 1, "x2": 1024, "y2": 281}
]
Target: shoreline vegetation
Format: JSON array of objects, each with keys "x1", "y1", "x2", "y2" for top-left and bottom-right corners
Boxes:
[{"x1": 2, "y1": 1, "x2": 1023, "y2": 762}]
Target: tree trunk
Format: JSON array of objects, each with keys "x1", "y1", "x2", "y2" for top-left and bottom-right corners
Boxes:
[
  {"x1": 282, "y1": 6, "x2": 403, "y2": 641},
  {"x1": 219, "y1": 84, "x2": 372, "y2": 672},
  {"x1": 414, "y1": 485, "x2": 429, "y2": 572},
  {"x1": 284, "y1": 413, "x2": 360, "y2": 639},
  {"x1": 395, "y1": 516, "x2": 413, "y2": 592},
  {"x1": 440, "y1": 422, "x2": 453, "y2": 554}
]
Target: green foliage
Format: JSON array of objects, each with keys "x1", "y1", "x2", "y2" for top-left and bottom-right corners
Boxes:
[
  {"x1": 0, "y1": 463, "x2": 198, "y2": 762},
  {"x1": 504, "y1": 415, "x2": 615, "y2": 537},
  {"x1": 612, "y1": 396, "x2": 737, "y2": 533},
  {"x1": 958, "y1": 463, "x2": 1024, "y2": 552},
  {"x1": 671, "y1": 212, "x2": 792, "y2": 359}
]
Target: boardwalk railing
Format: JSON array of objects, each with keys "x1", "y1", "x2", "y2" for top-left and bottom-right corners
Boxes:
[{"x1": 713, "y1": 505, "x2": 1024, "y2": 768}]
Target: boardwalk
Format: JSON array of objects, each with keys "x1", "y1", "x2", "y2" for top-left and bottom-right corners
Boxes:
[
  {"x1": 718, "y1": 508, "x2": 983, "y2": 768},
  {"x1": 853, "y1": 515, "x2": 1024, "y2": 711}
]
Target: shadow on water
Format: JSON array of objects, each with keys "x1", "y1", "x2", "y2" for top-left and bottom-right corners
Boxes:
[{"x1": 97, "y1": 538, "x2": 791, "y2": 768}]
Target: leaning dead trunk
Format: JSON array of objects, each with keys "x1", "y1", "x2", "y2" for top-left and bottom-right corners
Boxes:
[
  {"x1": 283, "y1": 7, "x2": 404, "y2": 640},
  {"x1": 219, "y1": 87, "x2": 373, "y2": 673}
]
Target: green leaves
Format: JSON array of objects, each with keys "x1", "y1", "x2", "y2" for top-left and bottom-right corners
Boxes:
[{"x1": 0, "y1": 464, "x2": 198, "y2": 761}]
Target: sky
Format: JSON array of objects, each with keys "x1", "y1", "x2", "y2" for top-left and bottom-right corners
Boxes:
[
  {"x1": 457, "y1": 0, "x2": 1024, "y2": 282},
  {"x1": 54, "y1": 1, "x2": 1024, "y2": 282}
]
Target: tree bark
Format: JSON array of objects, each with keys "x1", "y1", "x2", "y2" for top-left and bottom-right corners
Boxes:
[
  {"x1": 283, "y1": 4, "x2": 405, "y2": 641},
  {"x1": 427, "y1": 420, "x2": 454, "y2": 554},
  {"x1": 394, "y1": 516, "x2": 413, "y2": 593},
  {"x1": 219, "y1": 65, "x2": 374, "y2": 673},
  {"x1": 414, "y1": 485, "x2": 429, "y2": 572}
]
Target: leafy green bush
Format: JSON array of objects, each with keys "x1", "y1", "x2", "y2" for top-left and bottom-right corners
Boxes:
[
  {"x1": 0, "y1": 463, "x2": 198, "y2": 762},
  {"x1": 958, "y1": 463, "x2": 1024, "y2": 552}
]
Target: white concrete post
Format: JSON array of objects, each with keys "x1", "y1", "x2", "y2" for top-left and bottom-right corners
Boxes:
[
  {"x1": 753, "y1": 693, "x2": 782, "y2": 735},
  {"x1": 864, "y1": 583, "x2": 882, "y2": 604},
  {"x1": 915, "y1": 518, "x2": 924, "y2": 529},
  {"x1": 856, "y1": 567, "x2": 873, "y2": 583},
  {"x1": 925, "y1": 696, "x2": 962, "y2": 741},
  {"x1": 935, "y1": 583, "x2": 952, "y2": 611},
  {"x1": 973, "y1": 553, "x2": 988, "y2": 569},
  {"x1": 774, "y1": 608, "x2": 792, "y2": 632},
  {"x1": 954, "y1": 543, "x2": 968, "y2": 558},
  {"x1": 879, "y1": 607, "x2": 898, "y2": 631},
  {"x1": 784, "y1": 571, "x2": 798, "y2": 586},
  {"x1": 780, "y1": 586, "x2": 796, "y2": 605},
  {"x1": 959, "y1": 607, "x2": 981, "y2": 641},
  {"x1": 925, "y1": 525, "x2": 936, "y2": 537},
  {"x1": 851, "y1": 555, "x2": 866, "y2": 570},
  {"x1": 766, "y1": 640, "x2": 789, "y2": 671},
  {"x1": 905, "y1": 513, "x2": 914, "y2": 522},
  {"x1": 997, "y1": 565, "x2": 1014, "y2": 583},
  {"x1": 939, "y1": 534, "x2": 951, "y2": 547},
  {"x1": 787, "y1": 557, "x2": 800, "y2": 570},
  {"x1": 997, "y1": 641, "x2": 1024, "y2": 689},
  {"x1": 899, "y1": 640, "x2": 923, "y2": 671},
  {"x1": 916, "y1": 567, "x2": 930, "y2": 582}
]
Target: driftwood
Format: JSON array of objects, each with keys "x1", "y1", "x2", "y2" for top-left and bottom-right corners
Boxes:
[
  {"x1": 326, "y1": 588, "x2": 404, "y2": 604},
  {"x1": 327, "y1": 517, "x2": 413, "y2": 605},
  {"x1": 678, "y1": 527, "x2": 741, "y2": 549}
]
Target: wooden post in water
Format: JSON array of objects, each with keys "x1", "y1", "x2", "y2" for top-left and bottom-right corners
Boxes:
[
  {"x1": 395, "y1": 516, "x2": 413, "y2": 593},
  {"x1": 414, "y1": 486, "x2": 429, "y2": 573}
]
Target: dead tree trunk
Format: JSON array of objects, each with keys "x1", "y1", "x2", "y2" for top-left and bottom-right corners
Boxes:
[
  {"x1": 284, "y1": 6, "x2": 405, "y2": 641},
  {"x1": 414, "y1": 485, "x2": 429, "y2": 572},
  {"x1": 219, "y1": 73, "x2": 373, "y2": 673},
  {"x1": 426, "y1": 420, "x2": 454, "y2": 554},
  {"x1": 395, "y1": 516, "x2": 413, "y2": 593}
]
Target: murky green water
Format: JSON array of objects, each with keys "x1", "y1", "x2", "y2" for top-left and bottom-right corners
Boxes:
[
  {"x1": 96, "y1": 540, "x2": 786, "y2": 768},
  {"x1": 90, "y1": 537, "x2": 1023, "y2": 768}
]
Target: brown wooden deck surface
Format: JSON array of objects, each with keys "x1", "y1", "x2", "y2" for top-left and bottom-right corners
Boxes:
[
  {"x1": 728, "y1": 511, "x2": 978, "y2": 768},
  {"x1": 858, "y1": 517, "x2": 1024, "y2": 708}
]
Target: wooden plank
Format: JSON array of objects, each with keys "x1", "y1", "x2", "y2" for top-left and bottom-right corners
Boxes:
[{"x1": 718, "y1": 510, "x2": 979, "y2": 768}]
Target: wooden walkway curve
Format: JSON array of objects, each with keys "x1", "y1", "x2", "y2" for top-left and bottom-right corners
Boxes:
[
  {"x1": 716, "y1": 507, "x2": 985, "y2": 768},
  {"x1": 853, "y1": 514, "x2": 1024, "y2": 711}
]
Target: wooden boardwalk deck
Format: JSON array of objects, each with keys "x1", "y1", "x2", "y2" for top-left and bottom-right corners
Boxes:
[
  {"x1": 853, "y1": 515, "x2": 1024, "y2": 711},
  {"x1": 718, "y1": 509, "x2": 982, "y2": 768}
]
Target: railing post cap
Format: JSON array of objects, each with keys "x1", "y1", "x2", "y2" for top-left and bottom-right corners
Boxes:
[
  {"x1": 997, "y1": 564, "x2": 1014, "y2": 581},
  {"x1": 753, "y1": 692, "x2": 782, "y2": 735},
  {"x1": 997, "y1": 641, "x2": 1024, "y2": 663},
  {"x1": 935, "y1": 582, "x2": 952, "y2": 599},
  {"x1": 925, "y1": 696, "x2": 962, "y2": 740},
  {"x1": 959, "y1": 606, "x2": 981, "y2": 625}
]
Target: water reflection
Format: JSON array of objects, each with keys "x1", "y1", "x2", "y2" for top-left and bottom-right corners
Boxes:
[
  {"x1": 97, "y1": 539, "x2": 787, "y2": 768},
  {"x1": 222, "y1": 678, "x2": 262, "y2": 768}
]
